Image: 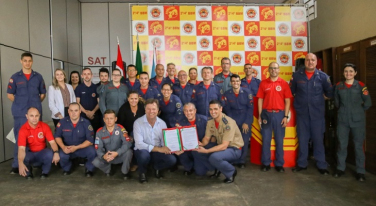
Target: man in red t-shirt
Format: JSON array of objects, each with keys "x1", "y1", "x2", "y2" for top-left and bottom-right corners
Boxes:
[
  {"x1": 256, "y1": 62, "x2": 293, "y2": 173},
  {"x1": 18, "y1": 107, "x2": 60, "y2": 179}
]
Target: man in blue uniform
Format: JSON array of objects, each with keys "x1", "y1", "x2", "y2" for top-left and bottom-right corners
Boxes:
[
  {"x1": 149, "y1": 64, "x2": 167, "y2": 92},
  {"x1": 54, "y1": 103, "x2": 96, "y2": 177},
  {"x1": 196, "y1": 100, "x2": 244, "y2": 183},
  {"x1": 175, "y1": 103, "x2": 211, "y2": 176},
  {"x1": 223, "y1": 74, "x2": 254, "y2": 168},
  {"x1": 75, "y1": 68, "x2": 101, "y2": 132},
  {"x1": 290, "y1": 53, "x2": 333, "y2": 175},
  {"x1": 214, "y1": 57, "x2": 233, "y2": 92},
  {"x1": 165, "y1": 63, "x2": 179, "y2": 86},
  {"x1": 121, "y1": 64, "x2": 140, "y2": 91},
  {"x1": 7, "y1": 52, "x2": 46, "y2": 174},
  {"x1": 92, "y1": 109, "x2": 133, "y2": 180},
  {"x1": 137, "y1": 72, "x2": 161, "y2": 100},
  {"x1": 173, "y1": 70, "x2": 194, "y2": 105},
  {"x1": 192, "y1": 67, "x2": 223, "y2": 117},
  {"x1": 241, "y1": 63, "x2": 260, "y2": 97}
]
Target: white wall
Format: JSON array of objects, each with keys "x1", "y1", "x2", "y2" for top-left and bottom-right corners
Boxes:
[{"x1": 0, "y1": 0, "x2": 82, "y2": 162}]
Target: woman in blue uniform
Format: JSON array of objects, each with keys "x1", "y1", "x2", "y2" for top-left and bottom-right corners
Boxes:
[
  {"x1": 158, "y1": 83, "x2": 184, "y2": 128},
  {"x1": 333, "y1": 63, "x2": 372, "y2": 181}
]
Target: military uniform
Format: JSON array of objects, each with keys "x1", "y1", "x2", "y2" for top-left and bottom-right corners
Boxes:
[
  {"x1": 334, "y1": 80, "x2": 372, "y2": 174},
  {"x1": 165, "y1": 77, "x2": 179, "y2": 87},
  {"x1": 214, "y1": 72, "x2": 233, "y2": 92},
  {"x1": 223, "y1": 87, "x2": 254, "y2": 165},
  {"x1": 172, "y1": 83, "x2": 194, "y2": 105},
  {"x1": 99, "y1": 81, "x2": 129, "y2": 115},
  {"x1": 149, "y1": 77, "x2": 167, "y2": 92},
  {"x1": 55, "y1": 117, "x2": 96, "y2": 172},
  {"x1": 136, "y1": 86, "x2": 160, "y2": 101},
  {"x1": 290, "y1": 68, "x2": 333, "y2": 169},
  {"x1": 121, "y1": 78, "x2": 140, "y2": 91},
  {"x1": 192, "y1": 82, "x2": 223, "y2": 117},
  {"x1": 7, "y1": 70, "x2": 46, "y2": 168},
  {"x1": 92, "y1": 124, "x2": 133, "y2": 175},
  {"x1": 157, "y1": 94, "x2": 184, "y2": 128},
  {"x1": 240, "y1": 77, "x2": 261, "y2": 97},
  {"x1": 195, "y1": 114, "x2": 244, "y2": 178}
]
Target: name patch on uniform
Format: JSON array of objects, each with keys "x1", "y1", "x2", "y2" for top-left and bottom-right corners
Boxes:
[
  {"x1": 222, "y1": 117, "x2": 228, "y2": 124},
  {"x1": 38, "y1": 132, "x2": 44, "y2": 139}
]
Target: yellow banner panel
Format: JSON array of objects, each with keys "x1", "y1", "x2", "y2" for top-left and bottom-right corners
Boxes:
[
  {"x1": 165, "y1": 51, "x2": 182, "y2": 66},
  {"x1": 180, "y1": 6, "x2": 196, "y2": 20},
  {"x1": 132, "y1": 36, "x2": 149, "y2": 51},
  {"x1": 275, "y1": 6, "x2": 291, "y2": 21},
  {"x1": 260, "y1": 21, "x2": 276, "y2": 36},
  {"x1": 228, "y1": 36, "x2": 245, "y2": 51},
  {"x1": 212, "y1": 21, "x2": 228, "y2": 36},
  {"x1": 260, "y1": 51, "x2": 276, "y2": 66},
  {"x1": 231, "y1": 66, "x2": 246, "y2": 78},
  {"x1": 132, "y1": 6, "x2": 148, "y2": 20},
  {"x1": 164, "y1": 21, "x2": 181, "y2": 36},
  {"x1": 181, "y1": 36, "x2": 197, "y2": 51},
  {"x1": 276, "y1": 36, "x2": 292, "y2": 51},
  {"x1": 228, "y1": 6, "x2": 244, "y2": 21},
  {"x1": 279, "y1": 66, "x2": 293, "y2": 82},
  {"x1": 213, "y1": 51, "x2": 229, "y2": 66}
]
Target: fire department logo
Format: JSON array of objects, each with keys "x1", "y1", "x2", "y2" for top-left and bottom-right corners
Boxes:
[
  {"x1": 151, "y1": 37, "x2": 162, "y2": 49},
  {"x1": 199, "y1": 52, "x2": 212, "y2": 64},
  {"x1": 198, "y1": 22, "x2": 211, "y2": 35},
  {"x1": 199, "y1": 8, "x2": 209, "y2": 18},
  {"x1": 135, "y1": 23, "x2": 145, "y2": 33},
  {"x1": 293, "y1": 23, "x2": 306, "y2": 35},
  {"x1": 279, "y1": 53, "x2": 290, "y2": 65},
  {"x1": 213, "y1": 7, "x2": 226, "y2": 19},
  {"x1": 246, "y1": 22, "x2": 258, "y2": 35},
  {"x1": 92, "y1": 93, "x2": 96, "y2": 97},
  {"x1": 150, "y1": 8, "x2": 161, "y2": 18},
  {"x1": 166, "y1": 7, "x2": 178, "y2": 19},
  {"x1": 115, "y1": 130, "x2": 120, "y2": 135},
  {"x1": 214, "y1": 37, "x2": 227, "y2": 50},
  {"x1": 247, "y1": 38, "x2": 258, "y2": 49},
  {"x1": 276, "y1": 85, "x2": 282, "y2": 91},
  {"x1": 262, "y1": 37, "x2": 275, "y2": 50},
  {"x1": 231, "y1": 23, "x2": 241, "y2": 34},
  {"x1": 232, "y1": 53, "x2": 242, "y2": 64},
  {"x1": 150, "y1": 22, "x2": 163, "y2": 34},
  {"x1": 261, "y1": 8, "x2": 274, "y2": 20},
  {"x1": 246, "y1": 8, "x2": 257, "y2": 18},
  {"x1": 294, "y1": 52, "x2": 306, "y2": 60},
  {"x1": 9, "y1": 78, "x2": 13, "y2": 83},
  {"x1": 183, "y1": 53, "x2": 195, "y2": 64},
  {"x1": 293, "y1": 9, "x2": 305, "y2": 20},
  {"x1": 247, "y1": 52, "x2": 259, "y2": 64},
  {"x1": 199, "y1": 38, "x2": 210, "y2": 49},
  {"x1": 294, "y1": 38, "x2": 305, "y2": 49},
  {"x1": 278, "y1": 23, "x2": 289, "y2": 34},
  {"x1": 166, "y1": 37, "x2": 179, "y2": 49},
  {"x1": 38, "y1": 132, "x2": 44, "y2": 139},
  {"x1": 263, "y1": 119, "x2": 267, "y2": 124},
  {"x1": 183, "y1": 23, "x2": 193, "y2": 34}
]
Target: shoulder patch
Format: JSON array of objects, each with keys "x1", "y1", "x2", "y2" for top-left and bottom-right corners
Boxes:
[
  {"x1": 358, "y1": 81, "x2": 365, "y2": 87},
  {"x1": 118, "y1": 124, "x2": 124, "y2": 129},
  {"x1": 176, "y1": 102, "x2": 181, "y2": 108},
  {"x1": 327, "y1": 77, "x2": 331, "y2": 83},
  {"x1": 88, "y1": 125, "x2": 93, "y2": 131},
  {"x1": 9, "y1": 78, "x2": 13, "y2": 83},
  {"x1": 97, "y1": 127, "x2": 103, "y2": 133},
  {"x1": 362, "y1": 87, "x2": 368, "y2": 92},
  {"x1": 225, "y1": 125, "x2": 231, "y2": 130},
  {"x1": 248, "y1": 94, "x2": 253, "y2": 99}
]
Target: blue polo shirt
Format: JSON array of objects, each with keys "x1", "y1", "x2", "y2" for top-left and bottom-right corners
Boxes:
[{"x1": 75, "y1": 82, "x2": 98, "y2": 117}]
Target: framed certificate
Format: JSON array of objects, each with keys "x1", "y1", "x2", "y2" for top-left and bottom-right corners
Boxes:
[{"x1": 162, "y1": 125, "x2": 199, "y2": 153}]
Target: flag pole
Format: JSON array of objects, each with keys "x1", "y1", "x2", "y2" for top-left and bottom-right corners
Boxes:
[{"x1": 117, "y1": 36, "x2": 119, "y2": 45}]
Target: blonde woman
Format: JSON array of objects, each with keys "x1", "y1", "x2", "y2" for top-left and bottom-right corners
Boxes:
[{"x1": 48, "y1": 69, "x2": 76, "y2": 127}]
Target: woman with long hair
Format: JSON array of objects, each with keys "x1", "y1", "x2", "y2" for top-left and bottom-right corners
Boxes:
[{"x1": 69, "y1": 71, "x2": 81, "y2": 90}]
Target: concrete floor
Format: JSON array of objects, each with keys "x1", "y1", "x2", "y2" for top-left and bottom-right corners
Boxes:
[{"x1": 0, "y1": 159, "x2": 376, "y2": 206}]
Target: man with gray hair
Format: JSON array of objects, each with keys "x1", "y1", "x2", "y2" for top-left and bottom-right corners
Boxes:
[{"x1": 214, "y1": 57, "x2": 233, "y2": 92}]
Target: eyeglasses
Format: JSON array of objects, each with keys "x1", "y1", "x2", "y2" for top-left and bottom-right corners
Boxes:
[{"x1": 128, "y1": 70, "x2": 136, "y2": 72}]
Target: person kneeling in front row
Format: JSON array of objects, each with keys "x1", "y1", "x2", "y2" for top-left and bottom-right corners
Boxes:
[{"x1": 92, "y1": 109, "x2": 133, "y2": 180}]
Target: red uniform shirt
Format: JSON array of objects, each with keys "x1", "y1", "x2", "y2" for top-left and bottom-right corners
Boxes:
[
  {"x1": 189, "y1": 120, "x2": 196, "y2": 125},
  {"x1": 24, "y1": 73, "x2": 31, "y2": 81},
  {"x1": 18, "y1": 121, "x2": 54, "y2": 152},
  {"x1": 256, "y1": 77, "x2": 293, "y2": 110}
]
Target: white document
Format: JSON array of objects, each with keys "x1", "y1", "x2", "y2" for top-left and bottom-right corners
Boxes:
[
  {"x1": 163, "y1": 129, "x2": 181, "y2": 152},
  {"x1": 6, "y1": 128, "x2": 15, "y2": 143},
  {"x1": 180, "y1": 126, "x2": 199, "y2": 150}
]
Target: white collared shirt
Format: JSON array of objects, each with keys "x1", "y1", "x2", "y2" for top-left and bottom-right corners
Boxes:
[{"x1": 133, "y1": 115, "x2": 167, "y2": 152}]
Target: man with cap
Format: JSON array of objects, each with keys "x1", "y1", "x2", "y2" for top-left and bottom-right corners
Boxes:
[
  {"x1": 92, "y1": 109, "x2": 133, "y2": 180},
  {"x1": 223, "y1": 74, "x2": 254, "y2": 168},
  {"x1": 7, "y1": 52, "x2": 46, "y2": 174},
  {"x1": 196, "y1": 100, "x2": 244, "y2": 183},
  {"x1": 54, "y1": 103, "x2": 96, "y2": 177},
  {"x1": 257, "y1": 62, "x2": 292, "y2": 172},
  {"x1": 18, "y1": 107, "x2": 60, "y2": 179}
]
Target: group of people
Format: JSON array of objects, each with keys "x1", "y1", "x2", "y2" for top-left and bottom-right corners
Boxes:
[{"x1": 7, "y1": 52, "x2": 371, "y2": 184}]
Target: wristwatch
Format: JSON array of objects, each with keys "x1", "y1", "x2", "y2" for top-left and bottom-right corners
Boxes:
[
  {"x1": 53, "y1": 150, "x2": 58, "y2": 153},
  {"x1": 284, "y1": 116, "x2": 289, "y2": 118}
]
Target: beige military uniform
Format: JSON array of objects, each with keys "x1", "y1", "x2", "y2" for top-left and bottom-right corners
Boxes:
[{"x1": 205, "y1": 113, "x2": 244, "y2": 149}]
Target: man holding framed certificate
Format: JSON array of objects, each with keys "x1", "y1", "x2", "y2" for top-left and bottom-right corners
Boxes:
[
  {"x1": 133, "y1": 99, "x2": 177, "y2": 183},
  {"x1": 196, "y1": 100, "x2": 244, "y2": 183}
]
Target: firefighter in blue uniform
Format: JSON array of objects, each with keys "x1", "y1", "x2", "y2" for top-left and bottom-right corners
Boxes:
[
  {"x1": 196, "y1": 100, "x2": 244, "y2": 183},
  {"x1": 158, "y1": 83, "x2": 184, "y2": 128},
  {"x1": 54, "y1": 103, "x2": 96, "y2": 177},
  {"x1": 223, "y1": 74, "x2": 254, "y2": 168},
  {"x1": 290, "y1": 53, "x2": 333, "y2": 175},
  {"x1": 165, "y1": 63, "x2": 179, "y2": 86},
  {"x1": 173, "y1": 70, "x2": 194, "y2": 105},
  {"x1": 333, "y1": 63, "x2": 372, "y2": 181},
  {"x1": 121, "y1": 64, "x2": 140, "y2": 91},
  {"x1": 7, "y1": 52, "x2": 46, "y2": 174},
  {"x1": 175, "y1": 103, "x2": 211, "y2": 175},
  {"x1": 214, "y1": 57, "x2": 233, "y2": 92},
  {"x1": 240, "y1": 63, "x2": 260, "y2": 97},
  {"x1": 149, "y1": 64, "x2": 167, "y2": 92},
  {"x1": 137, "y1": 72, "x2": 160, "y2": 100},
  {"x1": 192, "y1": 67, "x2": 223, "y2": 117}
]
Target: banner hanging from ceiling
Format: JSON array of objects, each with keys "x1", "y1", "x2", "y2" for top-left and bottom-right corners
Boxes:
[{"x1": 131, "y1": 5, "x2": 307, "y2": 81}]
